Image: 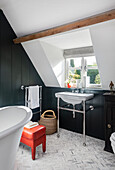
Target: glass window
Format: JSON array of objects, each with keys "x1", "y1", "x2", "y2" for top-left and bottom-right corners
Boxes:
[
  {"x1": 66, "y1": 56, "x2": 101, "y2": 88},
  {"x1": 85, "y1": 56, "x2": 97, "y2": 67},
  {"x1": 66, "y1": 58, "x2": 81, "y2": 88},
  {"x1": 85, "y1": 56, "x2": 100, "y2": 85}
]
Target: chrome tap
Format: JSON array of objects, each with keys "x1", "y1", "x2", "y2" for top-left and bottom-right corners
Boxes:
[
  {"x1": 72, "y1": 88, "x2": 79, "y2": 93},
  {"x1": 72, "y1": 89, "x2": 74, "y2": 93},
  {"x1": 81, "y1": 88, "x2": 85, "y2": 93},
  {"x1": 75, "y1": 89, "x2": 79, "y2": 93}
]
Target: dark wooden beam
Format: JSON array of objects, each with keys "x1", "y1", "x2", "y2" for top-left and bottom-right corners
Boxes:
[{"x1": 13, "y1": 9, "x2": 115, "y2": 44}]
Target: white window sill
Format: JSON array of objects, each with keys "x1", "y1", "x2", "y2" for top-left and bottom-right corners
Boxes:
[
  {"x1": 87, "y1": 84, "x2": 101, "y2": 88},
  {"x1": 85, "y1": 85, "x2": 102, "y2": 90}
]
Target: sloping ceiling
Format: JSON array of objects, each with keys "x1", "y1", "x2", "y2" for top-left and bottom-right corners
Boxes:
[
  {"x1": 0, "y1": 0, "x2": 115, "y2": 88},
  {"x1": 1, "y1": 0, "x2": 115, "y2": 37},
  {"x1": 40, "y1": 29, "x2": 93, "y2": 49},
  {"x1": 90, "y1": 20, "x2": 115, "y2": 89}
]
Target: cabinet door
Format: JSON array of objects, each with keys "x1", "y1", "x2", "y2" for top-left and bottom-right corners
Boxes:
[
  {"x1": 104, "y1": 102, "x2": 114, "y2": 152},
  {"x1": 111, "y1": 105, "x2": 115, "y2": 132}
]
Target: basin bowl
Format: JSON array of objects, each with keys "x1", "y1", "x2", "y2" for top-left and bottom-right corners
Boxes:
[{"x1": 55, "y1": 92, "x2": 94, "y2": 105}]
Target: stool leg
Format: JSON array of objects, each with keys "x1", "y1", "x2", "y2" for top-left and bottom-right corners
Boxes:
[
  {"x1": 42, "y1": 135, "x2": 46, "y2": 152},
  {"x1": 31, "y1": 144, "x2": 36, "y2": 160}
]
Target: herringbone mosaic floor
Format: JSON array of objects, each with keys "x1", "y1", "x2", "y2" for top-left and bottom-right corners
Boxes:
[{"x1": 15, "y1": 129, "x2": 115, "y2": 170}]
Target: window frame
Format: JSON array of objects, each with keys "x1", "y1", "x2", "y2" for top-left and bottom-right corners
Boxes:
[{"x1": 65, "y1": 56, "x2": 101, "y2": 88}]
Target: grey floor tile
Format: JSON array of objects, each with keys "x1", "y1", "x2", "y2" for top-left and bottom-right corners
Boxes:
[{"x1": 15, "y1": 128, "x2": 115, "y2": 170}]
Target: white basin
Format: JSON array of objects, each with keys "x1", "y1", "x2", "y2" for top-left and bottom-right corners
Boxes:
[{"x1": 55, "y1": 92, "x2": 94, "y2": 105}]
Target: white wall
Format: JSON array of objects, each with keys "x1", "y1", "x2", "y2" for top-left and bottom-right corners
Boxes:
[
  {"x1": 40, "y1": 41, "x2": 65, "y2": 87},
  {"x1": 22, "y1": 40, "x2": 60, "y2": 87},
  {"x1": 90, "y1": 19, "x2": 115, "y2": 89}
]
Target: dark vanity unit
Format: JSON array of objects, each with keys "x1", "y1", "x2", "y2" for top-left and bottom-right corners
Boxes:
[{"x1": 104, "y1": 93, "x2": 115, "y2": 153}]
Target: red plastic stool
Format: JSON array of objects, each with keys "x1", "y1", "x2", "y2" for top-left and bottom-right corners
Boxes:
[{"x1": 20, "y1": 125, "x2": 46, "y2": 160}]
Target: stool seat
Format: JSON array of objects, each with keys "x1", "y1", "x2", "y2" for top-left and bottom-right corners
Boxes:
[
  {"x1": 21, "y1": 125, "x2": 46, "y2": 160},
  {"x1": 22, "y1": 125, "x2": 46, "y2": 140}
]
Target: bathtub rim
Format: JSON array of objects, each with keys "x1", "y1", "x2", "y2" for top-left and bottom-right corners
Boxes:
[{"x1": 0, "y1": 106, "x2": 32, "y2": 139}]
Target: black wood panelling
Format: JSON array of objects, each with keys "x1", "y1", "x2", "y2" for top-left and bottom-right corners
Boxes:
[
  {"x1": 43, "y1": 87, "x2": 110, "y2": 140},
  {"x1": 0, "y1": 10, "x2": 44, "y2": 107}
]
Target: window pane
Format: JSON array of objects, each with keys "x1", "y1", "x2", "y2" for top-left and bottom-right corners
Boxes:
[
  {"x1": 69, "y1": 69, "x2": 81, "y2": 82},
  {"x1": 67, "y1": 58, "x2": 82, "y2": 68},
  {"x1": 87, "y1": 69, "x2": 100, "y2": 84},
  {"x1": 66, "y1": 58, "x2": 81, "y2": 88},
  {"x1": 66, "y1": 56, "x2": 101, "y2": 88},
  {"x1": 85, "y1": 56, "x2": 97, "y2": 67},
  {"x1": 85, "y1": 56, "x2": 101, "y2": 85}
]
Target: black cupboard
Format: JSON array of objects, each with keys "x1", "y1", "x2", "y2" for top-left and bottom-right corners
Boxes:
[{"x1": 104, "y1": 93, "x2": 115, "y2": 153}]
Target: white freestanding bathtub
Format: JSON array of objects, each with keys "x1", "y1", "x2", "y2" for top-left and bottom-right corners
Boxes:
[{"x1": 0, "y1": 106, "x2": 32, "y2": 170}]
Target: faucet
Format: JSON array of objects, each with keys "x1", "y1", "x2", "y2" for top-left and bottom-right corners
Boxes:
[
  {"x1": 75, "y1": 89, "x2": 79, "y2": 93},
  {"x1": 81, "y1": 88, "x2": 85, "y2": 93},
  {"x1": 72, "y1": 88, "x2": 79, "y2": 93},
  {"x1": 72, "y1": 89, "x2": 74, "y2": 93}
]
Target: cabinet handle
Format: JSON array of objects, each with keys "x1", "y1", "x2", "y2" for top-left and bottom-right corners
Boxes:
[{"x1": 107, "y1": 124, "x2": 111, "y2": 128}]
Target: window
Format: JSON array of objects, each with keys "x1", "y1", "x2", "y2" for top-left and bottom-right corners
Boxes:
[{"x1": 66, "y1": 56, "x2": 101, "y2": 88}]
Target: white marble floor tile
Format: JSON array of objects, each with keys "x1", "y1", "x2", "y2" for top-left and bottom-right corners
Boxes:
[{"x1": 15, "y1": 129, "x2": 115, "y2": 170}]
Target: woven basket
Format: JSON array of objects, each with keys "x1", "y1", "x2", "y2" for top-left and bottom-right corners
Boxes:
[{"x1": 39, "y1": 110, "x2": 57, "y2": 135}]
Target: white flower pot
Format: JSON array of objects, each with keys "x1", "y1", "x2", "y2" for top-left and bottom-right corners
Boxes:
[{"x1": 76, "y1": 79, "x2": 81, "y2": 88}]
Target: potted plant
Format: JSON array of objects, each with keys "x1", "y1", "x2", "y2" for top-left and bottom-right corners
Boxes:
[{"x1": 65, "y1": 79, "x2": 71, "y2": 88}]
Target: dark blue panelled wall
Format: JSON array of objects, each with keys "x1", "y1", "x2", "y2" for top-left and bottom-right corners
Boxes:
[
  {"x1": 0, "y1": 9, "x2": 107, "y2": 141},
  {"x1": 0, "y1": 10, "x2": 44, "y2": 107},
  {"x1": 43, "y1": 87, "x2": 107, "y2": 140}
]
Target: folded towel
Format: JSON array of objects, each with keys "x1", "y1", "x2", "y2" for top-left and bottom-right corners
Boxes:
[
  {"x1": 28, "y1": 85, "x2": 39, "y2": 109},
  {"x1": 24, "y1": 121, "x2": 39, "y2": 129}
]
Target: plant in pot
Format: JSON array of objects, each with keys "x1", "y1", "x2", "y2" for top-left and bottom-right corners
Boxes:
[
  {"x1": 65, "y1": 78, "x2": 71, "y2": 88},
  {"x1": 65, "y1": 71, "x2": 73, "y2": 88}
]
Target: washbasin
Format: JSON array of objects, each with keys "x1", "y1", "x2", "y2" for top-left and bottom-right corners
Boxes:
[{"x1": 55, "y1": 92, "x2": 94, "y2": 105}]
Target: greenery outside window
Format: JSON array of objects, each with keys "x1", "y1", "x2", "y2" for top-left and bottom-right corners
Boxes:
[{"x1": 66, "y1": 56, "x2": 101, "y2": 88}]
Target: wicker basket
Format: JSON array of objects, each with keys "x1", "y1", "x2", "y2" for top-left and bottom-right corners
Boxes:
[{"x1": 39, "y1": 110, "x2": 57, "y2": 135}]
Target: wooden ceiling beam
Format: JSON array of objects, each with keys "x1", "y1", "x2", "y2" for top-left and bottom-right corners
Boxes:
[{"x1": 13, "y1": 9, "x2": 115, "y2": 44}]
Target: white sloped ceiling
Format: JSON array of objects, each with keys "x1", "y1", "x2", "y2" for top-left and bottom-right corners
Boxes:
[{"x1": 90, "y1": 19, "x2": 115, "y2": 89}]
